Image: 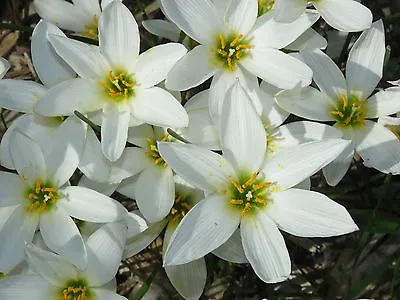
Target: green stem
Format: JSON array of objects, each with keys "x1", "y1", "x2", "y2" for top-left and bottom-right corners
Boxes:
[
  {"x1": 167, "y1": 128, "x2": 191, "y2": 144},
  {"x1": 337, "y1": 32, "x2": 354, "y2": 67},
  {"x1": 74, "y1": 111, "x2": 101, "y2": 134},
  {"x1": 0, "y1": 22, "x2": 33, "y2": 33}
]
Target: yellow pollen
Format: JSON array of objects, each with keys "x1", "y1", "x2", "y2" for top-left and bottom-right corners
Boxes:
[
  {"x1": 241, "y1": 172, "x2": 257, "y2": 189},
  {"x1": 219, "y1": 34, "x2": 226, "y2": 49},
  {"x1": 255, "y1": 197, "x2": 266, "y2": 204},
  {"x1": 252, "y1": 181, "x2": 272, "y2": 191},
  {"x1": 389, "y1": 125, "x2": 400, "y2": 140},
  {"x1": 236, "y1": 44, "x2": 250, "y2": 50},
  {"x1": 230, "y1": 34, "x2": 243, "y2": 47},
  {"x1": 230, "y1": 199, "x2": 244, "y2": 205},
  {"x1": 241, "y1": 202, "x2": 252, "y2": 216},
  {"x1": 230, "y1": 177, "x2": 244, "y2": 193},
  {"x1": 331, "y1": 111, "x2": 344, "y2": 118},
  {"x1": 217, "y1": 49, "x2": 228, "y2": 56},
  {"x1": 35, "y1": 180, "x2": 41, "y2": 194},
  {"x1": 81, "y1": 15, "x2": 99, "y2": 40},
  {"x1": 340, "y1": 93, "x2": 348, "y2": 109}
]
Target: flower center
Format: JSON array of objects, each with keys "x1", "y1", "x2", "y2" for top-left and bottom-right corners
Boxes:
[
  {"x1": 60, "y1": 279, "x2": 92, "y2": 300},
  {"x1": 258, "y1": 0, "x2": 275, "y2": 15},
  {"x1": 25, "y1": 179, "x2": 59, "y2": 213},
  {"x1": 215, "y1": 33, "x2": 251, "y2": 71},
  {"x1": 330, "y1": 93, "x2": 367, "y2": 128},
  {"x1": 169, "y1": 192, "x2": 193, "y2": 224},
  {"x1": 389, "y1": 125, "x2": 400, "y2": 140},
  {"x1": 144, "y1": 137, "x2": 169, "y2": 167},
  {"x1": 229, "y1": 172, "x2": 272, "y2": 216},
  {"x1": 100, "y1": 70, "x2": 135, "y2": 101},
  {"x1": 81, "y1": 15, "x2": 99, "y2": 40}
]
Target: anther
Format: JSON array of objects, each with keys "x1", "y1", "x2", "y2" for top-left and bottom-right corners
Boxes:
[
  {"x1": 230, "y1": 34, "x2": 243, "y2": 47},
  {"x1": 252, "y1": 181, "x2": 272, "y2": 191},
  {"x1": 242, "y1": 173, "x2": 257, "y2": 189},
  {"x1": 230, "y1": 178, "x2": 244, "y2": 193},
  {"x1": 241, "y1": 202, "x2": 252, "y2": 216},
  {"x1": 230, "y1": 199, "x2": 244, "y2": 205},
  {"x1": 219, "y1": 34, "x2": 226, "y2": 49}
]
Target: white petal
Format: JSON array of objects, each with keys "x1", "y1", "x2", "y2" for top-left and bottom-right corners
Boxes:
[
  {"x1": 40, "y1": 207, "x2": 87, "y2": 270},
  {"x1": 33, "y1": 0, "x2": 85, "y2": 32},
  {"x1": 78, "y1": 176, "x2": 119, "y2": 196},
  {"x1": 276, "y1": 85, "x2": 334, "y2": 121},
  {"x1": 241, "y1": 48, "x2": 312, "y2": 89},
  {"x1": 98, "y1": 1, "x2": 139, "y2": 71},
  {"x1": 251, "y1": 11, "x2": 319, "y2": 49},
  {"x1": 268, "y1": 189, "x2": 359, "y2": 236},
  {"x1": 125, "y1": 211, "x2": 148, "y2": 238},
  {"x1": 130, "y1": 87, "x2": 189, "y2": 128},
  {"x1": 366, "y1": 88, "x2": 400, "y2": 118},
  {"x1": 135, "y1": 43, "x2": 188, "y2": 88},
  {"x1": 225, "y1": 0, "x2": 257, "y2": 36},
  {"x1": 314, "y1": 0, "x2": 372, "y2": 32},
  {"x1": 135, "y1": 166, "x2": 175, "y2": 223},
  {"x1": 58, "y1": 186, "x2": 127, "y2": 222},
  {"x1": 25, "y1": 243, "x2": 78, "y2": 286},
  {"x1": 158, "y1": 142, "x2": 233, "y2": 192},
  {"x1": 0, "y1": 206, "x2": 38, "y2": 273},
  {"x1": 273, "y1": 0, "x2": 307, "y2": 23},
  {"x1": 323, "y1": 141, "x2": 354, "y2": 186},
  {"x1": 31, "y1": 20, "x2": 75, "y2": 88},
  {"x1": 84, "y1": 222, "x2": 127, "y2": 286},
  {"x1": 123, "y1": 218, "x2": 168, "y2": 259},
  {"x1": 72, "y1": 0, "x2": 100, "y2": 19},
  {"x1": 262, "y1": 139, "x2": 351, "y2": 189},
  {"x1": 220, "y1": 81, "x2": 266, "y2": 173},
  {"x1": 164, "y1": 195, "x2": 240, "y2": 266},
  {"x1": 10, "y1": 131, "x2": 47, "y2": 186},
  {"x1": 101, "y1": 105, "x2": 130, "y2": 161},
  {"x1": 45, "y1": 115, "x2": 87, "y2": 186},
  {"x1": 0, "y1": 80, "x2": 46, "y2": 113},
  {"x1": 35, "y1": 79, "x2": 104, "y2": 116},
  {"x1": 0, "y1": 274, "x2": 52, "y2": 300},
  {"x1": 355, "y1": 121, "x2": 400, "y2": 174},
  {"x1": 160, "y1": 0, "x2": 222, "y2": 44},
  {"x1": 127, "y1": 124, "x2": 155, "y2": 148},
  {"x1": 142, "y1": 19, "x2": 181, "y2": 41},
  {"x1": 0, "y1": 172, "x2": 26, "y2": 207},
  {"x1": 346, "y1": 20, "x2": 385, "y2": 98},
  {"x1": 165, "y1": 258, "x2": 207, "y2": 300},
  {"x1": 241, "y1": 210, "x2": 290, "y2": 283},
  {"x1": 276, "y1": 121, "x2": 343, "y2": 149},
  {"x1": 285, "y1": 28, "x2": 327, "y2": 51},
  {"x1": 300, "y1": 48, "x2": 347, "y2": 99},
  {"x1": 212, "y1": 229, "x2": 248, "y2": 263},
  {"x1": 259, "y1": 81, "x2": 289, "y2": 128},
  {"x1": 93, "y1": 288, "x2": 127, "y2": 300},
  {"x1": 165, "y1": 45, "x2": 216, "y2": 91},
  {"x1": 49, "y1": 34, "x2": 110, "y2": 79},
  {"x1": 0, "y1": 56, "x2": 10, "y2": 78}
]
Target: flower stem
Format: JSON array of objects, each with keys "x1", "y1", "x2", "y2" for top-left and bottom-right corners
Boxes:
[
  {"x1": 74, "y1": 110, "x2": 101, "y2": 134},
  {"x1": 167, "y1": 128, "x2": 191, "y2": 144}
]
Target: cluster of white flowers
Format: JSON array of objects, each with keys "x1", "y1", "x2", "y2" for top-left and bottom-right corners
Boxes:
[{"x1": 0, "y1": 0, "x2": 399, "y2": 299}]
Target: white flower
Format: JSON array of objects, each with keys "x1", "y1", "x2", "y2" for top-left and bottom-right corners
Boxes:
[
  {"x1": 161, "y1": 0, "x2": 317, "y2": 121},
  {"x1": 0, "y1": 221, "x2": 128, "y2": 299},
  {"x1": 33, "y1": 0, "x2": 119, "y2": 40},
  {"x1": 273, "y1": 0, "x2": 372, "y2": 32},
  {"x1": 0, "y1": 132, "x2": 127, "y2": 272},
  {"x1": 0, "y1": 57, "x2": 9, "y2": 79},
  {"x1": 35, "y1": 0, "x2": 189, "y2": 162},
  {"x1": 0, "y1": 21, "x2": 86, "y2": 173},
  {"x1": 158, "y1": 82, "x2": 357, "y2": 283},
  {"x1": 277, "y1": 20, "x2": 400, "y2": 185}
]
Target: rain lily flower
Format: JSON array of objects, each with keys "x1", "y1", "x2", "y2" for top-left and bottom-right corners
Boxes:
[
  {"x1": 273, "y1": 0, "x2": 372, "y2": 32},
  {"x1": 161, "y1": 0, "x2": 317, "y2": 121},
  {"x1": 0, "y1": 132, "x2": 127, "y2": 272},
  {"x1": 277, "y1": 20, "x2": 400, "y2": 185},
  {"x1": 158, "y1": 82, "x2": 357, "y2": 283},
  {"x1": 0, "y1": 221, "x2": 128, "y2": 299},
  {"x1": 35, "y1": 0, "x2": 189, "y2": 162},
  {"x1": 0, "y1": 21, "x2": 86, "y2": 172},
  {"x1": 115, "y1": 125, "x2": 176, "y2": 223},
  {"x1": 0, "y1": 57, "x2": 9, "y2": 78},
  {"x1": 33, "y1": 0, "x2": 118, "y2": 40}
]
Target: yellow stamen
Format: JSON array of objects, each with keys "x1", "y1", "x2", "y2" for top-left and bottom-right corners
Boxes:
[
  {"x1": 254, "y1": 197, "x2": 266, "y2": 204},
  {"x1": 230, "y1": 178, "x2": 244, "y2": 193},
  {"x1": 219, "y1": 34, "x2": 226, "y2": 49},
  {"x1": 241, "y1": 202, "x2": 252, "y2": 216},
  {"x1": 217, "y1": 49, "x2": 228, "y2": 56},
  {"x1": 331, "y1": 111, "x2": 344, "y2": 118},
  {"x1": 252, "y1": 181, "x2": 272, "y2": 191},
  {"x1": 340, "y1": 94, "x2": 348, "y2": 109},
  {"x1": 230, "y1": 199, "x2": 244, "y2": 205},
  {"x1": 241, "y1": 173, "x2": 257, "y2": 189},
  {"x1": 390, "y1": 125, "x2": 400, "y2": 140},
  {"x1": 28, "y1": 193, "x2": 39, "y2": 200},
  {"x1": 227, "y1": 57, "x2": 233, "y2": 70},
  {"x1": 230, "y1": 34, "x2": 243, "y2": 47},
  {"x1": 35, "y1": 180, "x2": 41, "y2": 194},
  {"x1": 236, "y1": 44, "x2": 250, "y2": 50}
]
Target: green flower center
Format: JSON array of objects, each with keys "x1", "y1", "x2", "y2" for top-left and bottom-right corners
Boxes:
[
  {"x1": 81, "y1": 15, "x2": 99, "y2": 40},
  {"x1": 214, "y1": 33, "x2": 252, "y2": 71},
  {"x1": 144, "y1": 137, "x2": 169, "y2": 167},
  {"x1": 169, "y1": 192, "x2": 193, "y2": 224},
  {"x1": 330, "y1": 93, "x2": 367, "y2": 128},
  {"x1": 100, "y1": 70, "x2": 135, "y2": 101},
  {"x1": 258, "y1": 0, "x2": 275, "y2": 15},
  {"x1": 229, "y1": 173, "x2": 272, "y2": 216},
  {"x1": 60, "y1": 279, "x2": 92, "y2": 300},
  {"x1": 25, "y1": 179, "x2": 59, "y2": 214}
]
